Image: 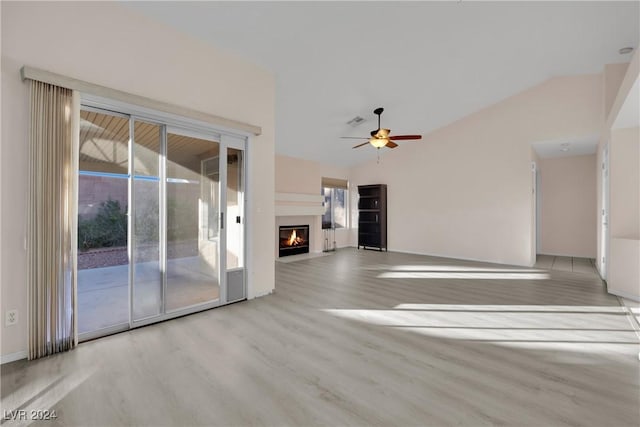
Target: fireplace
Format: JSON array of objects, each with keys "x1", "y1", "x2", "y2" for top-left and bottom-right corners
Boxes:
[{"x1": 279, "y1": 225, "x2": 310, "y2": 257}]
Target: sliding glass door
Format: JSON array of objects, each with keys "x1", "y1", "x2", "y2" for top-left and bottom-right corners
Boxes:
[
  {"x1": 77, "y1": 105, "x2": 246, "y2": 340},
  {"x1": 166, "y1": 129, "x2": 221, "y2": 312},
  {"x1": 77, "y1": 109, "x2": 130, "y2": 334},
  {"x1": 132, "y1": 120, "x2": 163, "y2": 321}
]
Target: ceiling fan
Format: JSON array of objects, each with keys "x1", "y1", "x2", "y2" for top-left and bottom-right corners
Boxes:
[{"x1": 341, "y1": 107, "x2": 422, "y2": 149}]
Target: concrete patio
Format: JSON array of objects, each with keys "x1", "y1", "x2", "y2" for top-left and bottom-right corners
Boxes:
[{"x1": 78, "y1": 256, "x2": 219, "y2": 334}]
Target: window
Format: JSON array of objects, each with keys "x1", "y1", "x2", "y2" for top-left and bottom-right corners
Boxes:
[{"x1": 322, "y1": 178, "x2": 348, "y2": 229}]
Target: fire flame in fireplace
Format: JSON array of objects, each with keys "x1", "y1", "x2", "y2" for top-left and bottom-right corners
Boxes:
[{"x1": 286, "y1": 229, "x2": 305, "y2": 247}]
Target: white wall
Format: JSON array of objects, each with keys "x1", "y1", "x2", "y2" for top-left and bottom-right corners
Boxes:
[
  {"x1": 349, "y1": 74, "x2": 602, "y2": 266},
  {"x1": 610, "y1": 127, "x2": 640, "y2": 239},
  {"x1": 538, "y1": 155, "x2": 597, "y2": 258},
  {"x1": 597, "y1": 51, "x2": 639, "y2": 300},
  {"x1": 1, "y1": 2, "x2": 275, "y2": 358},
  {"x1": 604, "y1": 63, "x2": 630, "y2": 120},
  {"x1": 597, "y1": 62, "x2": 631, "y2": 276},
  {"x1": 608, "y1": 127, "x2": 639, "y2": 299},
  {"x1": 609, "y1": 238, "x2": 640, "y2": 300},
  {"x1": 275, "y1": 155, "x2": 321, "y2": 194}
]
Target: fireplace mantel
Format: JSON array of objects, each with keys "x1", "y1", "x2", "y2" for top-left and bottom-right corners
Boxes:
[{"x1": 275, "y1": 192, "x2": 324, "y2": 217}]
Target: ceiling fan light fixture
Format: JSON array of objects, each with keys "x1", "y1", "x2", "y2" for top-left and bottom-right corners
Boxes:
[
  {"x1": 343, "y1": 107, "x2": 422, "y2": 151},
  {"x1": 376, "y1": 128, "x2": 391, "y2": 138},
  {"x1": 369, "y1": 137, "x2": 389, "y2": 148}
]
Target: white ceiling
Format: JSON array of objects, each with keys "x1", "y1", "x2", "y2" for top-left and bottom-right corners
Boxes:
[
  {"x1": 126, "y1": 1, "x2": 639, "y2": 167},
  {"x1": 531, "y1": 135, "x2": 599, "y2": 159}
]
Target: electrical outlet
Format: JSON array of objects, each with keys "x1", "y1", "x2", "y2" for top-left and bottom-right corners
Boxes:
[{"x1": 6, "y1": 310, "x2": 18, "y2": 326}]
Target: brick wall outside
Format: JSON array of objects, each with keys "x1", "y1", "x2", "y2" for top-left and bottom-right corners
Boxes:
[
  {"x1": 78, "y1": 175, "x2": 128, "y2": 219},
  {"x1": 78, "y1": 175, "x2": 201, "y2": 239}
]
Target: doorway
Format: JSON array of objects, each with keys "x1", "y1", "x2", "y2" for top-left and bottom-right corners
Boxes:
[
  {"x1": 601, "y1": 144, "x2": 609, "y2": 280},
  {"x1": 531, "y1": 161, "x2": 539, "y2": 261},
  {"x1": 77, "y1": 106, "x2": 246, "y2": 339}
]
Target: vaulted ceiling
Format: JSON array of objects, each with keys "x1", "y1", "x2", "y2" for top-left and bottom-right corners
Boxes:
[{"x1": 127, "y1": 1, "x2": 639, "y2": 167}]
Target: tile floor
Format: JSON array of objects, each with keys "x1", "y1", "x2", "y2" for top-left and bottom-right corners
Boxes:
[{"x1": 535, "y1": 254, "x2": 599, "y2": 275}]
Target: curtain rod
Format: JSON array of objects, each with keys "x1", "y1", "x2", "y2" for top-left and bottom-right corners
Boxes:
[{"x1": 20, "y1": 66, "x2": 262, "y2": 136}]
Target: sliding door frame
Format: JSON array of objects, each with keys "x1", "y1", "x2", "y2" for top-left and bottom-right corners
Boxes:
[
  {"x1": 164, "y1": 125, "x2": 226, "y2": 314},
  {"x1": 222, "y1": 134, "x2": 248, "y2": 303},
  {"x1": 78, "y1": 95, "x2": 249, "y2": 340},
  {"x1": 130, "y1": 115, "x2": 167, "y2": 327}
]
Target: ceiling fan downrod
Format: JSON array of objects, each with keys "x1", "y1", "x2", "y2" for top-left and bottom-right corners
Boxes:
[{"x1": 373, "y1": 107, "x2": 384, "y2": 132}]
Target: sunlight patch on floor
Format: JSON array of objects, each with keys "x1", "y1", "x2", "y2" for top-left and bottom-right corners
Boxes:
[
  {"x1": 321, "y1": 306, "x2": 640, "y2": 355},
  {"x1": 393, "y1": 304, "x2": 627, "y2": 313},
  {"x1": 365, "y1": 265, "x2": 546, "y2": 273},
  {"x1": 378, "y1": 271, "x2": 551, "y2": 280},
  {"x1": 366, "y1": 263, "x2": 551, "y2": 280}
]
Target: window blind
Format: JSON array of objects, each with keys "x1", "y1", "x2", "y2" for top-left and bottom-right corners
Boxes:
[{"x1": 321, "y1": 177, "x2": 348, "y2": 189}]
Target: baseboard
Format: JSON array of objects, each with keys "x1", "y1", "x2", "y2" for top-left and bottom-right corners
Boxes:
[
  {"x1": 248, "y1": 289, "x2": 273, "y2": 300},
  {"x1": 1, "y1": 350, "x2": 27, "y2": 364},
  {"x1": 609, "y1": 289, "x2": 640, "y2": 302},
  {"x1": 537, "y1": 251, "x2": 596, "y2": 259},
  {"x1": 389, "y1": 248, "x2": 530, "y2": 268}
]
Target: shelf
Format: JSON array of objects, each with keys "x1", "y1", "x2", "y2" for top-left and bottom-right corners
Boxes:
[{"x1": 357, "y1": 184, "x2": 387, "y2": 251}]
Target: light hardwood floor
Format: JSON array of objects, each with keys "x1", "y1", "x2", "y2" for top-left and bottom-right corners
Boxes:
[{"x1": 1, "y1": 249, "x2": 639, "y2": 426}]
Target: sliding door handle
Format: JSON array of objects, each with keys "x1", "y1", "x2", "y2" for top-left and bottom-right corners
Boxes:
[{"x1": 220, "y1": 212, "x2": 224, "y2": 229}]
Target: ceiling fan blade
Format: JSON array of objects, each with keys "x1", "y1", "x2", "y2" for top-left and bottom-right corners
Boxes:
[
  {"x1": 352, "y1": 141, "x2": 370, "y2": 149},
  {"x1": 389, "y1": 134, "x2": 422, "y2": 141},
  {"x1": 386, "y1": 141, "x2": 398, "y2": 148},
  {"x1": 340, "y1": 136, "x2": 368, "y2": 139}
]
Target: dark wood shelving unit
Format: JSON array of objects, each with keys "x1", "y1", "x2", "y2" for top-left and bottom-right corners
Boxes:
[{"x1": 357, "y1": 184, "x2": 387, "y2": 251}]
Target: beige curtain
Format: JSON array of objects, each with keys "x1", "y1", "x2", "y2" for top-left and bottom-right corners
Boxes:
[{"x1": 27, "y1": 80, "x2": 77, "y2": 359}]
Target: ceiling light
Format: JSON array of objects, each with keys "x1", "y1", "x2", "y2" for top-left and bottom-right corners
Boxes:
[
  {"x1": 369, "y1": 137, "x2": 388, "y2": 148},
  {"x1": 619, "y1": 47, "x2": 634, "y2": 55},
  {"x1": 375, "y1": 128, "x2": 391, "y2": 138},
  {"x1": 561, "y1": 147, "x2": 570, "y2": 152}
]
